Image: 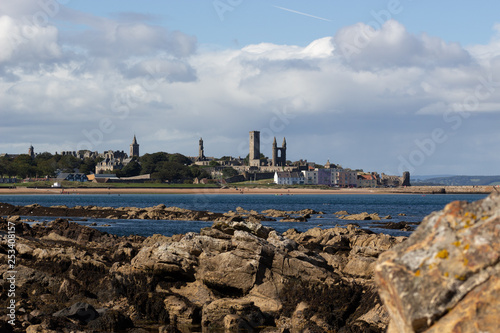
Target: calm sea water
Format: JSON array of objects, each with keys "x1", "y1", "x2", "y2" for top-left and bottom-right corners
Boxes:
[{"x1": 0, "y1": 193, "x2": 488, "y2": 237}]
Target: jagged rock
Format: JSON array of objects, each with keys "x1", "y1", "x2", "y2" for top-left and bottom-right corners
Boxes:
[
  {"x1": 340, "y1": 212, "x2": 381, "y2": 220},
  {"x1": 261, "y1": 209, "x2": 290, "y2": 218},
  {"x1": 375, "y1": 192, "x2": 500, "y2": 333},
  {"x1": 201, "y1": 300, "x2": 266, "y2": 331},
  {"x1": 53, "y1": 302, "x2": 99, "y2": 324},
  {"x1": 1, "y1": 207, "x2": 408, "y2": 332},
  {"x1": 281, "y1": 216, "x2": 308, "y2": 222},
  {"x1": 87, "y1": 310, "x2": 134, "y2": 331}
]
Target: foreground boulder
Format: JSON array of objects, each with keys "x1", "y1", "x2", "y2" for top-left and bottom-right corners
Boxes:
[{"x1": 375, "y1": 191, "x2": 500, "y2": 333}]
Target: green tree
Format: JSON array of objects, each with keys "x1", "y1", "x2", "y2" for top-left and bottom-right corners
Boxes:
[
  {"x1": 58, "y1": 155, "x2": 80, "y2": 173},
  {"x1": 140, "y1": 152, "x2": 170, "y2": 174},
  {"x1": 190, "y1": 165, "x2": 211, "y2": 179},
  {"x1": 169, "y1": 153, "x2": 192, "y2": 165},
  {"x1": 222, "y1": 167, "x2": 239, "y2": 178},
  {"x1": 116, "y1": 160, "x2": 142, "y2": 177},
  {"x1": 12, "y1": 155, "x2": 36, "y2": 178},
  {"x1": 151, "y1": 161, "x2": 192, "y2": 182}
]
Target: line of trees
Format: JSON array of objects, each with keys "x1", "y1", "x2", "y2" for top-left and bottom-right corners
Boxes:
[
  {"x1": 0, "y1": 153, "x2": 100, "y2": 179},
  {"x1": 0, "y1": 152, "x2": 212, "y2": 183}
]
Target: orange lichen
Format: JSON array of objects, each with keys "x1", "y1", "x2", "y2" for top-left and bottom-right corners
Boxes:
[
  {"x1": 452, "y1": 241, "x2": 461, "y2": 247},
  {"x1": 464, "y1": 244, "x2": 470, "y2": 250},
  {"x1": 455, "y1": 275, "x2": 466, "y2": 281},
  {"x1": 463, "y1": 258, "x2": 469, "y2": 266},
  {"x1": 415, "y1": 270, "x2": 421, "y2": 277},
  {"x1": 444, "y1": 272, "x2": 449, "y2": 277},
  {"x1": 435, "y1": 249, "x2": 449, "y2": 259}
]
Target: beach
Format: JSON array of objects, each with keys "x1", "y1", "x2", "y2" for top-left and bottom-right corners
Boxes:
[{"x1": 0, "y1": 185, "x2": 495, "y2": 195}]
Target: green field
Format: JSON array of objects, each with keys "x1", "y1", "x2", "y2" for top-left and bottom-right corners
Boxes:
[{"x1": 0, "y1": 181, "x2": 219, "y2": 189}]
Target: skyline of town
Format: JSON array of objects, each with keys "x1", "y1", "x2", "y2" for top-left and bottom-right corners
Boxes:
[{"x1": 1, "y1": 2, "x2": 500, "y2": 175}]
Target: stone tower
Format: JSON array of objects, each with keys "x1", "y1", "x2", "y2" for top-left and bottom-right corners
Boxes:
[
  {"x1": 28, "y1": 145, "x2": 35, "y2": 159},
  {"x1": 272, "y1": 137, "x2": 287, "y2": 167},
  {"x1": 130, "y1": 135, "x2": 139, "y2": 158},
  {"x1": 198, "y1": 138, "x2": 205, "y2": 160},
  {"x1": 249, "y1": 131, "x2": 261, "y2": 167}
]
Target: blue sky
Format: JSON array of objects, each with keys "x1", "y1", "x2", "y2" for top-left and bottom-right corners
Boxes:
[{"x1": 1, "y1": 0, "x2": 500, "y2": 175}]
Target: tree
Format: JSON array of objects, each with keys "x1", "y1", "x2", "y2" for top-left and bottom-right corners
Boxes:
[
  {"x1": 190, "y1": 165, "x2": 211, "y2": 179},
  {"x1": 151, "y1": 161, "x2": 192, "y2": 182},
  {"x1": 12, "y1": 155, "x2": 36, "y2": 178},
  {"x1": 222, "y1": 167, "x2": 239, "y2": 178},
  {"x1": 140, "y1": 152, "x2": 170, "y2": 174},
  {"x1": 58, "y1": 155, "x2": 80, "y2": 173},
  {"x1": 79, "y1": 158, "x2": 98, "y2": 175},
  {"x1": 169, "y1": 153, "x2": 192, "y2": 165},
  {"x1": 116, "y1": 160, "x2": 142, "y2": 177}
]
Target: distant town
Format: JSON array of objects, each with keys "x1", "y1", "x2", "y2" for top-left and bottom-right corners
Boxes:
[{"x1": 0, "y1": 131, "x2": 410, "y2": 187}]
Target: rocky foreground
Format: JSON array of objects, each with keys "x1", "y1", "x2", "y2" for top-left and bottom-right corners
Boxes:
[{"x1": 0, "y1": 192, "x2": 499, "y2": 332}]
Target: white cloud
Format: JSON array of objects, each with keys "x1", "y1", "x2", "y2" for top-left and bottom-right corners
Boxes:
[{"x1": 334, "y1": 20, "x2": 471, "y2": 69}]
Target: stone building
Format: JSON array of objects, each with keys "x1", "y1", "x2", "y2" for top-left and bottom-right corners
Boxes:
[
  {"x1": 249, "y1": 131, "x2": 261, "y2": 167},
  {"x1": 130, "y1": 135, "x2": 139, "y2": 158},
  {"x1": 198, "y1": 138, "x2": 206, "y2": 161},
  {"x1": 271, "y1": 137, "x2": 287, "y2": 166}
]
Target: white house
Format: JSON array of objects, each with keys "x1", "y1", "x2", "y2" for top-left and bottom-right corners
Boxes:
[{"x1": 274, "y1": 171, "x2": 305, "y2": 185}]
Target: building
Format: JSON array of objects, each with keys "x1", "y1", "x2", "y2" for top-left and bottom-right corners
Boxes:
[
  {"x1": 333, "y1": 169, "x2": 358, "y2": 187},
  {"x1": 271, "y1": 137, "x2": 287, "y2": 166},
  {"x1": 357, "y1": 174, "x2": 378, "y2": 188},
  {"x1": 28, "y1": 145, "x2": 35, "y2": 159},
  {"x1": 302, "y1": 170, "x2": 318, "y2": 185},
  {"x1": 249, "y1": 131, "x2": 261, "y2": 167},
  {"x1": 274, "y1": 171, "x2": 305, "y2": 185},
  {"x1": 130, "y1": 135, "x2": 139, "y2": 158},
  {"x1": 198, "y1": 138, "x2": 206, "y2": 161}
]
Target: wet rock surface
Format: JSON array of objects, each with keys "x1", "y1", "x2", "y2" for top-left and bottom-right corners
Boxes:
[
  {"x1": 375, "y1": 191, "x2": 500, "y2": 333},
  {"x1": 0, "y1": 211, "x2": 405, "y2": 332}
]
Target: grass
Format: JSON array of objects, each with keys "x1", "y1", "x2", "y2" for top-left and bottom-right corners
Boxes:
[
  {"x1": 228, "y1": 178, "x2": 334, "y2": 190},
  {"x1": 0, "y1": 181, "x2": 219, "y2": 189}
]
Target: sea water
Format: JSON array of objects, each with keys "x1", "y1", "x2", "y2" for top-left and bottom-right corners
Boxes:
[{"x1": 0, "y1": 193, "x2": 487, "y2": 237}]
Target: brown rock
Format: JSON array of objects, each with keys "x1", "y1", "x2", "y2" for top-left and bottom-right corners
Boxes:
[{"x1": 375, "y1": 192, "x2": 500, "y2": 333}]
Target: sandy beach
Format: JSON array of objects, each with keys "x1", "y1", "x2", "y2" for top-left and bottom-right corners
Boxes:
[{"x1": 0, "y1": 185, "x2": 495, "y2": 195}]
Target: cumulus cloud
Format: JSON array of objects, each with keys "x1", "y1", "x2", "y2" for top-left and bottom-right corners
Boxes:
[{"x1": 334, "y1": 20, "x2": 471, "y2": 69}]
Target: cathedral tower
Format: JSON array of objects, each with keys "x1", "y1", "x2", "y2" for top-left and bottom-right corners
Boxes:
[
  {"x1": 271, "y1": 137, "x2": 287, "y2": 166},
  {"x1": 198, "y1": 138, "x2": 205, "y2": 160},
  {"x1": 249, "y1": 131, "x2": 261, "y2": 167},
  {"x1": 130, "y1": 135, "x2": 139, "y2": 158}
]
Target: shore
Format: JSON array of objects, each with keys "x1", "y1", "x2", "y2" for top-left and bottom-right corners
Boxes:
[{"x1": 0, "y1": 185, "x2": 495, "y2": 195}]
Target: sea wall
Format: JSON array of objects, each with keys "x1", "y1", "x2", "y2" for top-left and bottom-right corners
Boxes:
[{"x1": 384, "y1": 185, "x2": 495, "y2": 194}]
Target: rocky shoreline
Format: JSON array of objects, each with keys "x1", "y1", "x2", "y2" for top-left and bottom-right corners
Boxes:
[
  {"x1": 1, "y1": 216, "x2": 404, "y2": 332},
  {"x1": 0, "y1": 202, "x2": 415, "y2": 232},
  {"x1": 1, "y1": 193, "x2": 498, "y2": 332}
]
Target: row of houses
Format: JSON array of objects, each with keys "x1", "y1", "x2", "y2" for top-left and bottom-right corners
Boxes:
[{"x1": 274, "y1": 169, "x2": 378, "y2": 188}]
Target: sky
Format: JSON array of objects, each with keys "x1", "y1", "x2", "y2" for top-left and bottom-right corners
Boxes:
[{"x1": 1, "y1": 0, "x2": 500, "y2": 176}]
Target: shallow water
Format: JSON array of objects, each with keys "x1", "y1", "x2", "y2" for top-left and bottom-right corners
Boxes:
[{"x1": 0, "y1": 193, "x2": 487, "y2": 237}]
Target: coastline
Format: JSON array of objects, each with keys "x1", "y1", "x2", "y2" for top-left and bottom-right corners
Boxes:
[{"x1": 0, "y1": 185, "x2": 494, "y2": 195}]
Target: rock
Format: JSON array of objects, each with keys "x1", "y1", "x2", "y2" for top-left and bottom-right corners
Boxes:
[
  {"x1": 87, "y1": 310, "x2": 134, "y2": 331},
  {"x1": 340, "y1": 212, "x2": 381, "y2": 220},
  {"x1": 375, "y1": 192, "x2": 500, "y2": 333},
  {"x1": 53, "y1": 302, "x2": 99, "y2": 324},
  {"x1": 334, "y1": 210, "x2": 350, "y2": 215},
  {"x1": 4, "y1": 206, "x2": 408, "y2": 332},
  {"x1": 201, "y1": 299, "x2": 266, "y2": 331},
  {"x1": 8, "y1": 215, "x2": 21, "y2": 222}
]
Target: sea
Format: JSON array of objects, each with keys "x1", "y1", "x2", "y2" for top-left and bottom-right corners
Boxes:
[{"x1": 0, "y1": 193, "x2": 488, "y2": 238}]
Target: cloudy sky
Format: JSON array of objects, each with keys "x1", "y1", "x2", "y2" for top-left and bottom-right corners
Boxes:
[{"x1": 1, "y1": 0, "x2": 500, "y2": 176}]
